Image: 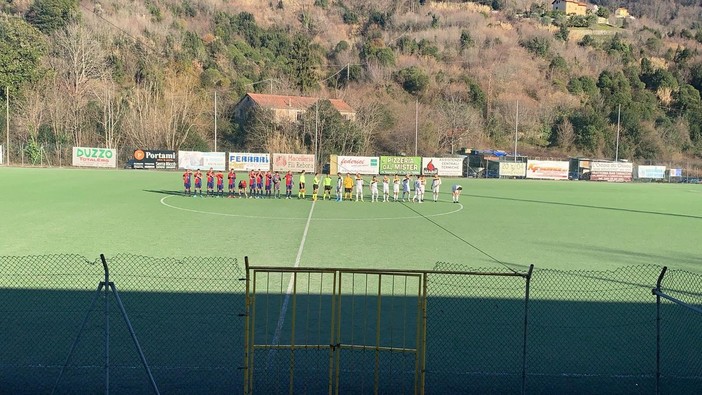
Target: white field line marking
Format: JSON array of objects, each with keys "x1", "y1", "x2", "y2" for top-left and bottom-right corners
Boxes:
[
  {"x1": 160, "y1": 195, "x2": 463, "y2": 221},
  {"x1": 265, "y1": 201, "x2": 316, "y2": 369}
]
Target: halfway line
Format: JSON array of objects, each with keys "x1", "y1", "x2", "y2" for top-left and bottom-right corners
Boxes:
[{"x1": 266, "y1": 201, "x2": 316, "y2": 369}]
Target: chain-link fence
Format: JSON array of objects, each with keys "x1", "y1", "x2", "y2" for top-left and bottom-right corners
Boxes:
[
  {"x1": 0, "y1": 254, "x2": 244, "y2": 394},
  {"x1": 653, "y1": 267, "x2": 702, "y2": 394},
  {"x1": 2, "y1": 256, "x2": 701, "y2": 394},
  {"x1": 426, "y1": 263, "x2": 531, "y2": 394},
  {"x1": 527, "y1": 265, "x2": 662, "y2": 393}
]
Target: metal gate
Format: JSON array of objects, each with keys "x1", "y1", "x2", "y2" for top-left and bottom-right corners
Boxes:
[{"x1": 243, "y1": 263, "x2": 425, "y2": 394}]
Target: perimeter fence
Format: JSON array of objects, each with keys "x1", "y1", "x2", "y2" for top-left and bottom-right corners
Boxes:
[{"x1": 0, "y1": 254, "x2": 700, "y2": 394}]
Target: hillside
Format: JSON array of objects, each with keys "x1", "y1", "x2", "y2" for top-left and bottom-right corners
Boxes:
[{"x1": 3, "y1": 0, "x2": 702, "y2": 164}]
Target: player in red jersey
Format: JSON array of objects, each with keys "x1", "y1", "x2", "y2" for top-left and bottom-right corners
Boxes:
[
  {"x1": 182, "y1": 169, "x2": 192, "y2": 196},
  {"x1": 256, "y1": 171, "x2": 264, "y2": 198},
  {"x1": 227, "y1": 170, "x2": 237, "y2": 198},
  {"x1": 264, "y1": 171, "x2": 272, "y2": 198},
  {"x1": 216, "y1": 171, "x2": 224, "y2": 197},
  {"x1": 238, "y1": 179, "x2": 248, "y2": 198},
  {"x1": 248, "y1": 171, "x2": 256, "y2": 198},
  {"x1": 206, "y1": 168, "x2": 215, "y2": 197},
  {"x1": 193, "y1": 169, "x2": 203, "y2": 197},
  {"x1": 284, "y1": 171, "x2": 294, "y2": 199}
]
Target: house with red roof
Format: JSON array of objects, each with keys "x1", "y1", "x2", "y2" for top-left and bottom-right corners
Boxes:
[{"x1": 233, "y1": 93, "x2": 356, "y2": 124}]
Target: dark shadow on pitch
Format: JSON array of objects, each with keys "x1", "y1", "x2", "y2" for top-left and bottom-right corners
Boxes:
[
  {"x1": 142, "y1": 189, "x2": 191, "y2": 197},
  {"x1": 2, "y1": 284, "x2": 702, "y2": 394},
  {"x1": 535, "y1": 241, "x2": 702, "y2": 268},
  {"x1": 463, "y1": 193, "x2": 702, "y2": 220}
]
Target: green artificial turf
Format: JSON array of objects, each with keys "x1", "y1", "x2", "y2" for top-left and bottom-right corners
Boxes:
[
  {"x1": 1, "y1": 166, "x2": 700, "y2": 272},
  {"x1": 1, "y1": 166, "x2": 701, "y2": 394}
]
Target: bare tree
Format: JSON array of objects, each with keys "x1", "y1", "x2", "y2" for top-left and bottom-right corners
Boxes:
[
  {"x1": 91, "y1": 78, "x2": 126, "y2": 149},
  {"x1": 122, "y1": 84, "x2": 162, "y2": 150},
  {"x1": 438, "y1": 92, "x2": 473, "y2": 154},
  {"x1": 122, "y1": 71, "x2": 210, "y2": 150},
  {"x1": 161, "y1": 71, "x2": 209, "y2": 150},
  {"x1": 556, "y1": 118, "x2": 575, "y2": 151},
  {"x1": 14, "y1": 87, "x2": 45, "y2": 144},
  {"x1": 50, "y1": 23, "x2": 107, "y2": 146}
]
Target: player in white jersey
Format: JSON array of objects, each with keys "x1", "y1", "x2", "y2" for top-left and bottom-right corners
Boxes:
[
  {"x1": 419, "y1": 175, "x2": 426, "y2": 203},
  {"x1": 382, "y1": 175, "x2": 390, "y2": 202},
  {"x1": 355, "y1": 173, "x2": 364, "y2": 202},
  {"x1": 412, "y1": 176, "x2": 421, "y2": 203},
  {"x1": 401, "y1": 175, "x2": 411, "y2": 202},
  {"x1": 393, "y1": 174, "x2": 400, "y2": 201},
  {"x1": 452, "y1": 184, "x2": 463, "y2": 203},
  {"x1": 431, "y1": 174, "x2": 442, "y2": 202},
  {"x1": 336, "y1": 173, "x2": 343, "y2": 202},
  {"x1": 370, "y1": 175, "x2": 379, "y2": 202}
]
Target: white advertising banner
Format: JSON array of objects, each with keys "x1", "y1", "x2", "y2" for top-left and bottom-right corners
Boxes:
[
  {"x1": 228, "y1": 153, "x2": 270, "y2": 171},
  {"x1": 421, "y1": 157, "x2": 463, "y2": 176},
  {"x1": 72, "y1": 147, "x2": 117, "y2": 168},
  {"x1": 669, "y1": 168, "x2": 683, "y2": 177},
  {"x1": 526, "y1": 160, "x2": 569, "y2": 180},
  {"x1": 336, "y1": 156, "x2": 379, "y2": 174},
  {"x1": 589, "y1": 161, "x2": 633, "y2": 182},
  {"x1": 590, "y1": 162, "x2": 633, "y2": 173},
  {"x1": 637, "y1": 165, "x2": 666, "y2": 179},
  {"x1": 0, "y1": 145, "x2": 3, "y2": 164},
  {"x1": 178, "y1": 151, "x2": 226, "y2": 171},
  {"x1": 272, "y1": 153, "x2": 315, "y2": 173},
  {"x1": 499, "y1": 162, "x2": 527, "y2": 177}
]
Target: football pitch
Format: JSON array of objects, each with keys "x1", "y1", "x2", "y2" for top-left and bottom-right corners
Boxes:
[
  {"x1": 1, "y1": 166, "x2": 700, "y2": 272},
  {"x1": 1, "y1": 167, "x2": 702, "y2": 394}
]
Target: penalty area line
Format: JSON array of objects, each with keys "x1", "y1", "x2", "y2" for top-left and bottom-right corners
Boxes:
[{"x1": 266, "y1": 200, "x2": 316, "y2": 369}]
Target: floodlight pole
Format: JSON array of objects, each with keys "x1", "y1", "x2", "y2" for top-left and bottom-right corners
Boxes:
[
  {"x1": 415, "y1": 98, "x2": 419, "y2": 156},
  {"x1": 6, "y1": 86, "x2": 9, "y2": 165},
  {"x1": 315, "y1": 99, "x2": 319, "y2": 170},
  {"x1": 615, "y1": 104, "x2": 621, "y2": 161},
  {"x1": 214, "y1": 91, "x2": 218, "y2": 152},
  {"x1": 514, "y1": 100, "x2": 518, "y2": 162}
]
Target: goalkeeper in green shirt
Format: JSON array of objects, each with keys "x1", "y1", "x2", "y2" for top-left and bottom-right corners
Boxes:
[
  {"x1": 298, "y1": 170, "x2": 307, "y2": 199},
  {"x1": 312, "y1": 172, "x2": 320, "y2": 201},
  {"x1": 322, "y1": 174, "x2": 333, "y2": 200}
]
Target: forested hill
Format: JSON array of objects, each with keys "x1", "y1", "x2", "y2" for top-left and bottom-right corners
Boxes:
[{"x1": 2, "y1": 0, "x2": 702, "y2": 163}]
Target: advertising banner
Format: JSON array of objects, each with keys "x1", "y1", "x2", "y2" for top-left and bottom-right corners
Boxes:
[
  {"x1": 228, "y1": 153, "x2": 270, "y2": 171},
  {"x1": 669, "y1": 168, "x2": 683, "y2": 177},
  {"x1": 526, "y1": 160, "x2": 569, "y2": 180},
  {"x1": 589, "y1": 161, "x2": 633, "y2": 182},
  {"x1": 379, "y1": 156, "x2": 422, "y2": 175},
  {"x1": 272, "y1": 153, "x2": 315, "y2": 173},
  {"x1": 421, "y1": 157, "x2": 463, "y2": 176},
  {"x1": 178, "y1": 151, "x2": 226, "y2": 171},
  {"x1": 335, "y1": 156, "x2": 379, "y2": 174},
  {"x1": 637, "y1": 165, "x2": 666, "y2": 179},
  {"x1": 499, "y1": 162, "x2": 527, "y2": 177},
  {"x1": 72, "y1": 147, "x2": 117, "y2": 168},
  {"x1": 590, "y1": 162, "x2": 633, "y2": 173},
  {"x1": 131, "y1": 149, "x2": 177, "y2": 169},
  {"x1": 0, "y1": 145, "x2": 3, "y2": 164}
]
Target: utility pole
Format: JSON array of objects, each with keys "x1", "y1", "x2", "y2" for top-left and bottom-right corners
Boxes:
[
  {"x1": 415, "y1": 98, "x2": 419, "y2": 156},
  {"x1": 5, "y1": 87, "x2": 9, "y2": 165},
  {"x1": 214, "y1": 91, "x2": 218, "y2": 152},
  {"x1": 315, "y1": 100, "x2": 319, "y2": 168},
  {"x1": 514, "y1": 100, "x2": 519, "y2": 162},
  {"x1": 615, "y1": 104, "x2": 621, "y2": 161}
]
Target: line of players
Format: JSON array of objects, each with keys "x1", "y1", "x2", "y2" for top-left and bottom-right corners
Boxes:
[{"x1": 182, "y1": 169, "x2": 463, "y2": 203}]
